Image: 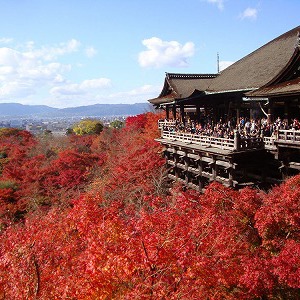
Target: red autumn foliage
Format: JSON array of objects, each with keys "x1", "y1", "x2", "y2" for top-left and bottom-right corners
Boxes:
[
  {"x1": 0, "y1": 112, "x2": 299, "y2": 299},
  {"x1": 90, "y1": 112, "x2": 166, "y2": 206},
  {"x1": 43, "y1": 149, "x2": 102, "y2": 190},
  {"x1": 0, "y1": 130, "x2": 106, "y2": 226},
  {"x1": 272, "y1": 240, "x2": 300, "y2": 288},
  {"x1": 125, "y1": 113, "x2": 148, "y2": 130},
  {"x1": 255, "y1": 175, "x2": 300, "y2": 251},
  {"x1": 125, "y1": 111, "x2": 164, "y2": 140}
]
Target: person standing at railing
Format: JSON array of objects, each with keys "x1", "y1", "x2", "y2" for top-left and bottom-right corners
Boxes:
[{"x1": 292, "y1": 118, "x2": 300, "y2": 130}]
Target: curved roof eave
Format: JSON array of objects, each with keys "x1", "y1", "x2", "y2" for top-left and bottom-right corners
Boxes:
[
  {"x1": 204, "y1": 88, "x2": 254, "y2": 95},
  {"x1": 245, "y1": 76, "x2": 300, "y2": 98},
  {"x1": 158, "y1": 76, "x2": 179, "y2": 98}
]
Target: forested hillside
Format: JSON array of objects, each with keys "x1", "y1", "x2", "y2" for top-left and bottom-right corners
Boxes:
[{"x1": 0, "y1": 112, "x2": 299, "y2": 299}]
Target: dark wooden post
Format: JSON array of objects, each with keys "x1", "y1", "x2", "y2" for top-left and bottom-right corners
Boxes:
[
  {"x1": 166, "y1": 105, "x2": 170, "y2": 119},
  {"x1": 284, "y1": 102, "x2": 289, "y2": 121},
  {"x1": 172, "y1": 104, "x2": 177, "y2": 119},
  {"x1": 196, "y1": 104, "x2": 201, "y2": 124},
  {"x1": 174, "y1": 151, "x2": 179, "y2": 179},
  {"x1": 234, "y1": 130, "x2": 241, "y2": 151},
  {"x1": 236, "y1": 108, "x2": 240, "y2": 124},
  {"x1": 212, "y1": 103, "x2": 217, "y2": 124},
  {"x1": 267, "y1": 100, "x2": 273, "y2": 123},
  {"x1": 180, "y1": 104, "x2": 185, "y2": 125},
  {"x1": 197, "y1": 155, "x2": 203, "y2": 192},
  {"x1": 226, "y1": 100, "x2": 231, "y2": 122},
  {"x1": 228, "y1": 159, "x2": 234, "y2": 187},
  {"x1": 211, "y1": 156, "x2": 216, "y2": 181},
  {"x1": 184, "y1": 154, "x2": 189, "y2": 184}
]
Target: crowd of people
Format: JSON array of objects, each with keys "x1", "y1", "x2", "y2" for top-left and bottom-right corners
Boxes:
[{"x1": 161, "y1": 116, "x2": 300, "y2": 140}]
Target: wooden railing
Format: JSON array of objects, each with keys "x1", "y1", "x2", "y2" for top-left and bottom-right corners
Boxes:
[
  {"x1": 238, "y1": 136, "x2": 264, "y2": 150},
  {"x1": 158, "y1": 120, "x2": 176, "y2": 130},
  {"x1": 263, "y1": 136, "x2": 276, "y2": 150},
  {"x1": 161, "y1": 131, "x2": 265, "y2": 151},
  {"x1": 278, "y1": 129, "x2": 300, "y2": 143},
  {"x1": 160, "y1": 127, "x2": 300, "y2": 151},
  {"x1": 162, "y1": 130, "x2": 235, "y2": 150}
]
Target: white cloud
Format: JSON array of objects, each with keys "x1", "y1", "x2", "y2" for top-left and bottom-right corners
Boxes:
[
  {"x1": 0, "y1": 38, "x2": 157, "y2": 108},
  {"x1": 50, "y1": 78, "x2": 112, "y2": 96},
  {"x1": 206, "y1": 0, "x2": 225, "y2": 10},
  {"x1": 138, "y1": 37, "x2": 195, "y2": 68},
  {"x1": 0, "y1": 47, "x2": 70, "y2": 81},
  {"x1": 0, "y1": 37, "x2": 13, "y2": 44},
  {"x1": 0, "y1": 43, "x2": 74, "y2": 100},
  {"x1": 85, "y1": 46, "x2": 97, "y2": 58},
  {"x1": 219, "y1": 60, "x2": 234, "y2": 71},
  {"x1": 110, "y1": 84, "x2": 160, "y2": 97},
  {"x1": 23, "y1": 39, "x2": 81, "y2": 61},
  {"x1": 0, "y1": 47, "x2": 22, "y2": 67},
  {"x1": 0, "y1": 66, "x2": 14, "y2": 76},
  {"x1": 0, "y1": 81, "x2": 35, "y2": 99},
  {"x1": 81, "y1": 78, "x2": 111, "y2": 89},
  {"x1": 239, "y1": 8, "x2": 258, "y2": 20},
  {"x1": 108, "y1": 84, "x2": 161, "y2": 104}
]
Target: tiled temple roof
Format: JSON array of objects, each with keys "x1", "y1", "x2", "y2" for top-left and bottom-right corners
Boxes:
[{"x1": 149, "y1": 26, "x2": 300, "y2": 106}]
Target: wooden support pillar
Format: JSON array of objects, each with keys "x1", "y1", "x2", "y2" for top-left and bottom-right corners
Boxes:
[
  {"x1": 228, "y1": 159, "x2": 234, "y2": 187},
  {"x1": 211, "y1": 156, "x2": 216, "y2": 181},
  {"x1": 172, "y1": 104, "x2": 177, "y2": 119},
  {"x1": 267, "y1": 100, "x2": 273, "y2": 123},
  {"x1": 174, "y1": 151, "x2": 179, "y2": 179},
  {"x1": 198, "y1": 159, "x2": 203, "y2": 175},
  {"x1": 234, "y1": 130, "x2": 241, "y2": 151},
  {"x1": 196, "y1": 104, "x2": 201, "y2": 124},
  {"x1": 236, "y1": 108, "x2": 240, "y2": 124},
  {"x1": 250, "y1": 102, "x2": 254, "y2": 120},
  {"x1": 184, "y1": 154, "x2": 189, "y2": 184},
  {"x1": 226, "y1": 100, "x2": 231, "y2": 122},
  {"x1": 180, "y1": 104, "x2": 185, "y2": 125},
  {"x1": 163, "y1": 147, "x2": 168, "y2": 159},
  {"x1": 284, "y1": 102, "x2": 289, "y2": 121},
  {"x1": 197, "y1": 155, "x2": 203, "y2": 192},
  {"x1": 281, "y1": 163, "x2": 289, "y2": 181},
  {"x1": 198, "y1": 180, "x2": 203, "y2": 192},
  {"x1": 212, "y1": 104, "x2": 217, "y2": 124},
  {"x1": 166, "y1": 105, "x2": 170, "y2": 119}
]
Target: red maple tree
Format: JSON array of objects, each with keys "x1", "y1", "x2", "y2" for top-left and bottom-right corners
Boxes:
[{"x1": 0, "y1": 113, "x2": 299, "y2": 299}]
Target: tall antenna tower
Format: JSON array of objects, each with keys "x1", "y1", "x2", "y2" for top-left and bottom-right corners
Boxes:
[{"x1": 217, "y1": 52, "x2": 220, "y2": 73}]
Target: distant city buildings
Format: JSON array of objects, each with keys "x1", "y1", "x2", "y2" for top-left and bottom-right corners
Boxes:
[{"x1": 0, "y1": 115, "x2": 127, "y2": 135}]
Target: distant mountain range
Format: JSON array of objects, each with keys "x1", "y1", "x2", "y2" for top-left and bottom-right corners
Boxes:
[{"x1": 0, "y1": 103, "x2": 152, "y2": 118}]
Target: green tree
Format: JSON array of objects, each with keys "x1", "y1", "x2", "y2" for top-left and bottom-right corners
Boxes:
[
  {"x1": 110, "y1": 119, "x2": 124, "y2": 129},
  {"x1": 72, "y1": 119, "x2": 104, "y2": 135}
]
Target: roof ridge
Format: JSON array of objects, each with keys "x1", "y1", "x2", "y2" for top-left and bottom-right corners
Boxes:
[{"x1": 166, "y1": 73, "x2": 218, "y2": 79}]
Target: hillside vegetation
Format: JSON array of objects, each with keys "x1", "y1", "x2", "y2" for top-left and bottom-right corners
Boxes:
[{"x1": 0, "y1": 112, "x2": 299, "y2": 299}]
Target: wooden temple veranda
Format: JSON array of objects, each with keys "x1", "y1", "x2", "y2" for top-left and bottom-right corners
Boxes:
[{"x1": 149, "y1": 26, "x2": 300, "y2": 192}]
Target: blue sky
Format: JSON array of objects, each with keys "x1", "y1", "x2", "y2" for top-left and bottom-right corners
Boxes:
[{"x1": 0, "y1": 0, "x2": 299, "y2": 108}]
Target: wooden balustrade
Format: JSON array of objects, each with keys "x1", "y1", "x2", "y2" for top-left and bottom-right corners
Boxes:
[
  {"x1": 162, "y1": 131, "x2": 235, "y2": 150},
  {"x1": 239, "y1": 136, "x2": 264, "y2": 150},
  {"x1": 278, "y1": 129, "x2": 300, "y2": 143},
  {"x1": 158, "y1": 120, "x2": 176, "y2": 129},
  {"x1": 161, "y1": 130, "x2": 264, "y2": 151},
  {"x1": 263, "y1": 136, "x2": 276, "y2": 150},
  {"x1": 160, "y1": 126, "x2": 300, "y2": 151}
]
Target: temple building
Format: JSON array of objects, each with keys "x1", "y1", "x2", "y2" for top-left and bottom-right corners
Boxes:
[{"x1": 149, "y1": 26, "x2": 300, "y2": 191}]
